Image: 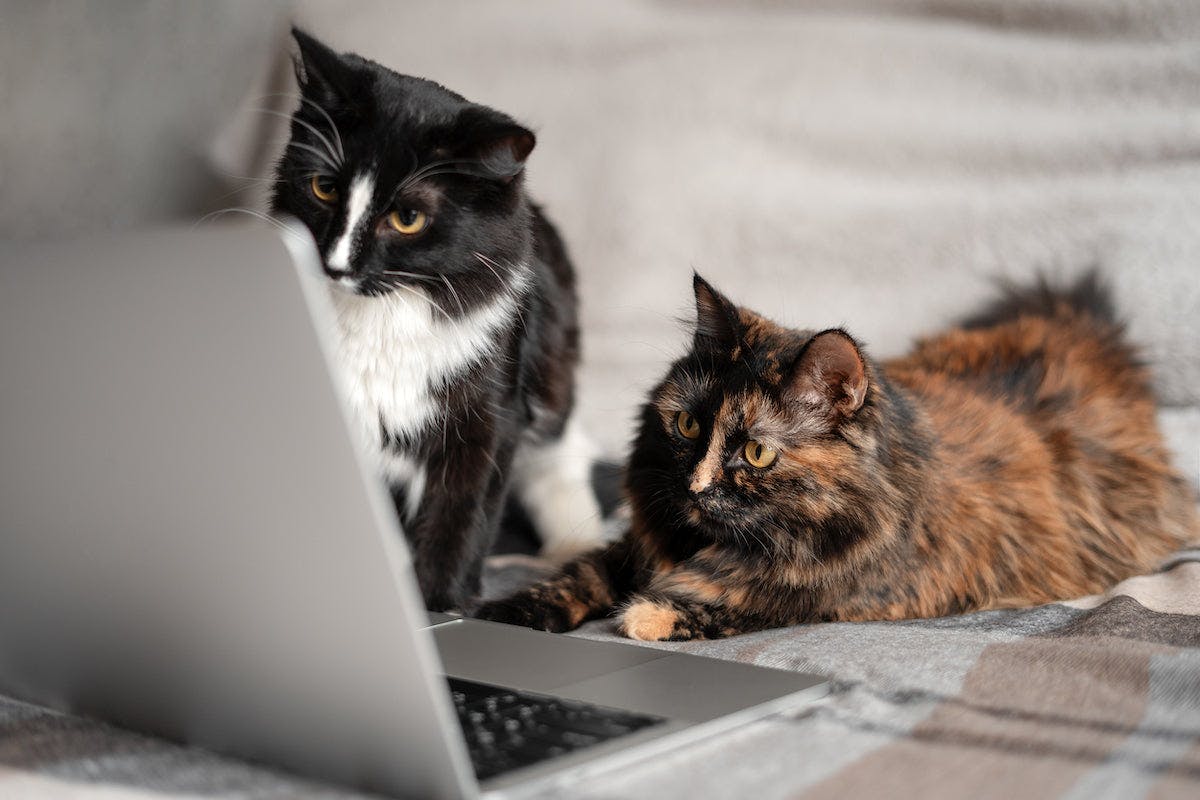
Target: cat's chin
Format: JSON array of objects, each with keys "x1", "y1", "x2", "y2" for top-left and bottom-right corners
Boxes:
[
  {"x1": 324, "y1": 272, "x2": 364, "y2": 294},
  {"x1": 687, "y1": 504, "x2": 753, "y2": 540},
  {"x1": 327, "y1": 275, "x2": 399, "y2": 299}
]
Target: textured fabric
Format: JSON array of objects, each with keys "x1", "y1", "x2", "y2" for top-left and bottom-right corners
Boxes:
[{"x1": 2, "y1": 551, "x2": 1198, "y2": 798}]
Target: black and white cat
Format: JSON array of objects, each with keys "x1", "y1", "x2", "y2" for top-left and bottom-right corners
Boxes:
[{"x1": 271, "y1": 29, "x2": 602, "y2": 610}]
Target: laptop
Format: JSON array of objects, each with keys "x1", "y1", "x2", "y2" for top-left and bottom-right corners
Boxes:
[{"x1": 0, "y1": 223, "x2": 828, "y2": 798}]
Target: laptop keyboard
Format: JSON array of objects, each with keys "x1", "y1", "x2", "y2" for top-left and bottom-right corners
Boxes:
[{"x1": 446, "y1": 676, "x2": 664, "y2": 780}]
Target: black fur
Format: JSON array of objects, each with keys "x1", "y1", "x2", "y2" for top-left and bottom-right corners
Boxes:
[
  {"x1": 960, "y1": 269, "x2": 1117, "y2": 329},
  {"x1": 272, "y1": 29, "x2": 581, "y2": 610}
]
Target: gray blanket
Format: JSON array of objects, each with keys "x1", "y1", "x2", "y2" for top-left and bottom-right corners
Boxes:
[{"x1": 3, "y1": 550, "x2": 1198, "y2": 799}]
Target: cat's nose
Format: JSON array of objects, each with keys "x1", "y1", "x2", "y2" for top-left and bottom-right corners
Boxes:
[{"x1": 690, "y1": 457, "x2": 721, "y2": 496}]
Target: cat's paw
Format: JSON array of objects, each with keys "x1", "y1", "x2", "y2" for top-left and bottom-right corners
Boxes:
[
  {"x1": 474, "y1": 595, "x2": 575, "y2": 633},
  {"x1": 618, "y1": 600, "x2": 687, "y2": 641}
]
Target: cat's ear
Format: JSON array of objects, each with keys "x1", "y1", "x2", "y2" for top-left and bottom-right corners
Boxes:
[
  {"x1": 291, "y1": 27, "x2": 350, "y2": 104},
  {"x1": 787, "y1": 329, "x2": 868, "y2": 422},
  {"x1": 692, "y1": 273, "x2": 742, "y2": 352},
  {"x1": 454, "y1": 108, "x2": 536, "y2": 182},
  {"x1": 476, "y1": 126, "x2": 536, "y2": 182}
]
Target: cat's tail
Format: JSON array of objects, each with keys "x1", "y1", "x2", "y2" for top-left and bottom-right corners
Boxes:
[{"x1": 959, "y1": 269, "x2": 1118, "y2": 330}]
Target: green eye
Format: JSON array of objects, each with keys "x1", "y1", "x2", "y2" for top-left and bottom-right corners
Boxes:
[
  {"x1": 676, "y1": 411, "x2": 700, "y2": 440},
  {"x1": 310, "y1": 175, "x2": 338, "y2": 202},
  {"x1": 744, "y1": 440, "x2": 777, "y2": 468}
]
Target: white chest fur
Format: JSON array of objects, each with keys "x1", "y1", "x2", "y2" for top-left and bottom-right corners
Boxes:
[{"x1": 327, "y1": 282, "x2": 521, "y2": 490}]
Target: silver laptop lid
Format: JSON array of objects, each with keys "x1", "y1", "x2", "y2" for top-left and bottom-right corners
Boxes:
[{"x1": 0, "y1": 224, "x2": 475, "y2": 798}]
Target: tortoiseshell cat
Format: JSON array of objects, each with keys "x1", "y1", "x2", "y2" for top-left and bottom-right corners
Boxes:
[{"x1": 476, "y1": 274, "x2": 1198, "y2": 640}]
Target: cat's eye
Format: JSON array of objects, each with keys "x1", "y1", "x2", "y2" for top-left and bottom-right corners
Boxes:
[
  {"x1": 310, "y1": 175, "x2": 338, "y2": 203},
  {"x1": 744, "y1": 440, "x2": 777, "y2": 469},
  {"x1": 388, "y1": 209, "x2": 429, "y2": 235},
  {"x1": 676, "y1": 411, "x2": 701, "y2": 440}
]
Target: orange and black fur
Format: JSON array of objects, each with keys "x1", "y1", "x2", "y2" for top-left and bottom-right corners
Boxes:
[{"x1": 475, "y1": 274, "x2": 1198, "y2": 640}]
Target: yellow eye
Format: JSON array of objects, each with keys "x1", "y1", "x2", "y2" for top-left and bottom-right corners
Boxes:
[
  {"x1": 310, "y1": 175, "x2": 338, "y2": 202},
  {"x1": 744, "y1": 440, "x2": 777, "y2": 468},
  {"x1": 676, "y1": 411, "x2": 700, "y2": 440},
  {"x1": 388, "y1": 209, "x2": 429, "y2": 235}
]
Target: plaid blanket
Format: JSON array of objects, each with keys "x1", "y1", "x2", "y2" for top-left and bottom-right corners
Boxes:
[{"x1": 3, "y1": 549, "x2": 1197, "y2": 799}]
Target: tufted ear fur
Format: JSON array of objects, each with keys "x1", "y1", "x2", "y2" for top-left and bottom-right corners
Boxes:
[
  {"x1": 692, "y1": 273, "x2": 742, "y2": 353},
  {"x1": 787, "y1": 329, "x2": 868, "y2": 423},
  {"x1": 291, "y1": 27, "x2": 353, "y2": 106}
]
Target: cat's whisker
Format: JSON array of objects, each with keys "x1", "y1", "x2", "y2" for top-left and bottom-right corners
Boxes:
[
  {"x1": 384, "y1": 280, "x2": 456, "y2": 326},
  {"x1": 259, "y1": 92, "x2": 347, "y2": 163},
  {"x1": 472, "y1": 252, "x2": 506, "y2": 285},
  {"x1": 400, "y1": 158, "x2": 480, "y2": 183},
  {"x1": 255, "y1": 108, "x2": 343, "y2": 170},
  {"x1": 398, "y1": 163, "x2": 453, "y2": 187},
  {"x1": 283, "y1": 140, "x2": 341, "y2": 173},
  {"x1": 403, "y1": 166, "x2": 483, "y2": 185},
  {"x1": 631, "y1": 340, "x2": 679, "y2": 360},
  {"x1": 209, "y1": 177, "x2": 288, "y2": 205},
  {"x1": 379, "y1": 268, "x2": 439, "y2": 284},
  {"x1": 392, "y1": 163, "x2": 454, "y2": 197},
  {"x1": 195, "y1": 208, "x2": 304, "y2": 243},
  {"x1": 439, "y1": 274, "x2": 468, "y2": 317},
  {"x1": 393, "y1": 160, "x2": 494, "y2": 199},
  {"x1": 472, "y1": 252, "x2": 528, "y2": 333},
  {"x1": 213, "y1": 169, "x2": 288, "y2": 184},
  {"x1": 747, "y1": 523, "x2": 777, "y2": 554}
]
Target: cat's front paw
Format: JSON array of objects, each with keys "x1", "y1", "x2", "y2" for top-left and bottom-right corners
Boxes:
[
  {"x1": 619, "y1": 599, "x2": 691, "y2": 641},
  {"x1": 474, "y1": 595, "x2": 575, "y2": 633}
]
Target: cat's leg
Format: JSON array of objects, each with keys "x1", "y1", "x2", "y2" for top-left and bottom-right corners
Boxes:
[
  {"x1": 511, "y1": 415, "x2": 607, "y2": 563},
  {"x1": 410, "y1": 493, "x2": 491, "y2": 611},
  {"x1": 617, "y1": 567, "x2": 777, "y2": 641},
  {"x1": 474, "y1": 539, "x2": 635, "y2": 632},
  {"x1": 618, "y1": 592, "x2": 773, "y2": 641},
  {"x1": 410, "y1": 436, "x2": 516, "y2": 612}
]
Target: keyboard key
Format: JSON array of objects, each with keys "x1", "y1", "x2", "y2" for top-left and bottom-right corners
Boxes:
[{"x1": 445, "y1": 676, "x2": 663, "y2": 780}]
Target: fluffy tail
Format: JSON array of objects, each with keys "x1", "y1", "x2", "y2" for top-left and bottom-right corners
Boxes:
[{"x1": 960, "y1": 269, "x2": 1118, "y2": 330}]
